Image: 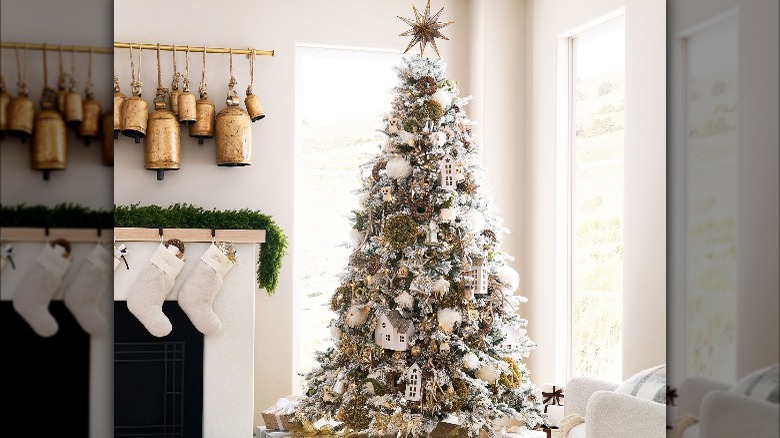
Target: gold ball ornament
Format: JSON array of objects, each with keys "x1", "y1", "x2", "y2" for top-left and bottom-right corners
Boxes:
[
  {"x1": 411, "y1": 344, "x2": 422, "y2": 357},
  {"x1": 383, "y1": 214, "x2": 419, "y2": 250}
]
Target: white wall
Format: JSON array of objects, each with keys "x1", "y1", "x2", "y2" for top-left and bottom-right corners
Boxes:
[
  {"x1": 668, "y1": 0, "x2": 779, "y2": 381},
  {"x1": 525, "y1": 0, "x2": 666, "y2": 384}
]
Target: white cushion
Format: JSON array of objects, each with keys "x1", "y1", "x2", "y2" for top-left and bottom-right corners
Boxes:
[
  {"x1": 728, "y1": 364, "x2": 779, "y2": 404},
  {"x1": 614, "y1": 364, "x2": 666, "y2": 403},
  {"x1": 681, "y1": 423, "x2": 700, "y2": 438},
  {"x1": 567, "y1": 423, "x2": 586, "y2": 438}
]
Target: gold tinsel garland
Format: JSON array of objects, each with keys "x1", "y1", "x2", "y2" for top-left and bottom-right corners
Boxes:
[
  {"x1": 500, "y1": 357, "x2": 522, "y2": 389},
  {"x1": 383, "y1": 214, "x2": 419, "y2": 249}
]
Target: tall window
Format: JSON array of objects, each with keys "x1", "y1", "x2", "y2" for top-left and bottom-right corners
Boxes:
[
  {"x1": 296, "y1": 46, "x2": 401, "y2": 374},
  {"x1": 568, "y1": 18, "x2": 626, "y2": 382}
]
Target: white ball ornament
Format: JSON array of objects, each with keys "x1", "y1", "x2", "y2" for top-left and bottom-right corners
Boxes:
[
  {"x1": 433, "y1": 278, "x2": 450, "y2": 296},
  {"x1": 432, "y1": 88, "x2": 453, "y2": 109},
  {"x1": 464, "y1": 209, "x2": 486, "y2": 233},
  {"x1": 345, "y1": 305, "x2": 370, "y2": 327},
  {"x1": 496, "y1": 265, "x2": 520, "y2": 294},
  {"x1": 476, "y1": 364, "x2": 501, "y2": 384},
  {"x1": 437, "y1": 308, "x2": 462, "y2": 334},
  {"x1": 463, "y1": 352, "x2": 480, "y2": 370},
  {"x1": 385, "y1": 156, "x2": 412, "y2": 179},
  {"x1": 395, "y1": 291, "x2": 414, "y2": 309}
]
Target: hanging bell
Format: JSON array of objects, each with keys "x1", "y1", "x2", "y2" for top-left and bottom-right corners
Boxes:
[
  {"x1": 190, "y1": 94, "x2": 215, "y2": 144},
  {"x1": 77, "y1": 93, "x2": 101, "y2": 144},
  {"x1": 64, "y1": 84, "x2": 83, "y2": 127},
  {"x1": 31, "y1": 88, "x2": 67, "y2": 180},
  {"x1": 6, "y1": 91, "x2": 34, "y2": 142},
  {"x1": 56, "y1": 84, "x2": 68, "y2": 115},
  {"x1": 144, "y1": 93, "x2": 180, "y2": 180},
  {"x1": 189, "y1": 49, "x2": 214, "y2": 143},
  {"x1": 177, "y1": 48, "x2": 196, "y2": 124},
  {"x1": 113, "y1": 89, "x2": 126, "y2": 140},
  {"x1": 101, "y1": 110, "x2": 114, "y2": 166},
  {"x1": 169, "y1": 78, "x2": 181, "y2": 117},
  {"x1": 121, "y1": 44, "x2": 147, "y2": 143},
  {"x1": 215, "y1": 92, "x2": 252, "y2": 166},
  {"x1": 245, "y1": 88, "x2": 265, "y2": 122},
  {"x1": 0, "y1": 76, "x2": 10, "y2": 137},
  {"x1": 178, "y1": 90, "x2": 196, "y2": 124}
]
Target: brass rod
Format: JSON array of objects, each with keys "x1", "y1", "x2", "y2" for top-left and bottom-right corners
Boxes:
[
  {"x1": 0, "y1": 41, "x2": 113, "y2": 54},
  {"x1": 113, "y1": 42, "x2": 274, "y2": 57}
]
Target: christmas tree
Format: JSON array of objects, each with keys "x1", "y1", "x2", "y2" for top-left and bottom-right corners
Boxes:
[{"x1": 296, "y1": 3, "x2": 546, "y2": 436}]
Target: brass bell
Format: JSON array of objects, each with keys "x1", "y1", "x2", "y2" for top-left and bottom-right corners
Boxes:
[
  {"x1": 144, "y1": 46, "x2": 180, "y2": 181},
  {"x1": 169, "y1": 47, "x2": 181, "y2": 116},
  {"x1": 78, "y1": 95, "x2": 101, "y2": 144},
  {"x1": 113, "y1": 89, "x2": 126, "y2": 139},
  {"x1": 101, "y1": 110, "x2": 114, "y2": 166},
  {"x1": 7, "y1": 92, "x2": 34, "y2": 142},
  {"x1": 120, "y1": 44, "x2": 147, "y2": 143},
  {"x1": 0, "y1": 75, "x2": 11, "y2": 136},
  {"x1": 177, "y1": 47, "x2": 196, "y2": 124},
  {"x1": 190, "y1": 94, "x2": 215, "y2": 144},
  {"x1": 32, "y1": 88, "x2": 67, "y2": 180},
  {"x1": 7, "y1": 46, "x2": 34, "y2": 142},
  {"x1": 215, "y1": 50, "x2": 252, "y2": 166},
  {"x1": 245, "y1": 90, "x2": 265, "y2": 122},
  {"x1": 55, "y1": 48, "x2": 69, "y2": 114},
  {"x1": 189, "y1": 49, "x2": 215, "y2": 143},
  {"x1": 63, "y1": 48, "x2": 83, "y2": 126},
  {"x1": 245, "y1": 50, "x2": 265, "y2": 122},
  {"x1": 145, "y1": 94, "x2": 181, "y2": 180}
]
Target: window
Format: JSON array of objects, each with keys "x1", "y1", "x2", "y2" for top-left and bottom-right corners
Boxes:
[
  {"x1": 399, "y1": 335, "x2": 405, "y2": 343},
  {"x1": 296, "y1": 47, "x2": 401, "y2": 374},
  {"x1": 386, "y1": 334, "x2": 391, "y2": 342},
  {"x1": 567, "y1": 17, "x2": 626, "y2": 382}
]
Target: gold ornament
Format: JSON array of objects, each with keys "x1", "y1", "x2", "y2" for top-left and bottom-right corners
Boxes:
[
  {"x1": 337, "y1": 394, "x2": 372, "y2": 430},
  {"x1": 63, "y1": 48, "x2": 83, "y2": 126},
  {"x1": 190, "y1": 49, "x2": 216, "y2": 143},
  {"x1": 398, "y1": 0, "x2": 454, "y2": 57},
  {"x1": 411, "y1": 344, "x2": 422, "y2": 357},
  {"x1": 77, "y1": 49, "x2": 101, "y2": 143},
  {"x1": 168, "y1": 46, "x2": 181, "y2": 116},
  {"x1": 383, "y1": 214, "x2": 419, "y2": 250}
]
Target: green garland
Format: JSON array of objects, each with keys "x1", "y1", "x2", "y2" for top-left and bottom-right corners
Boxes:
[
  {"x1": 1, "y1": 203, "x2": 113, "y2": 229},
  {"x1": 115, "y1": 203, "x2": 288, "y2": 294}
]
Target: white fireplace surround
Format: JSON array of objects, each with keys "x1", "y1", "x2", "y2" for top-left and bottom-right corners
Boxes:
[{"x1": 114, "y1": 241, "x2": 256, "y2": 438}]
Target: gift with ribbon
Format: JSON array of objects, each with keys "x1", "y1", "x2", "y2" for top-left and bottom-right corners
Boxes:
[
  {"x1": 262, "y1": 396, "x2": 305, "y2": 431},
  {"x1": 541, "y1": 384, "x2": 564, "y2": 407}
]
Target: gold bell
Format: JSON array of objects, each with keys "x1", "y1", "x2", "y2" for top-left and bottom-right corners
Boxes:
[
  {"x1": 0, "y1": 76, "x2": 11, "y2": 136},
  {"x1": 32, "y1": 88, "x2": 67, "y2": 180},
  {"x1": 190, "y1": 94, "x2": 215, "y2": 144},
  {"x1": 177, "y1": 48, "x2": 196, "y2": 124},
  {"x1": 64, "y1": 86, "x2": 83, "y2": 127},
  {"x1": 215, "y1": 93, "x2": 252, "y2": 166},
  {"x1": 245, "y1": 88, "x2": 265, "y2": 122},
  {"x1": 113, "y1": 90, "x2": 126, "y2": 139},
  {"x1": 144, "y1": 92, "x2": 180, "y2": 180},
  {"x1": 77, "y1": 94, "x2": 101, "y2": 144},
  {"x1": 121, "y1": 44, "x2": 147, "y2": 143},
  {"x1": 189, "y1": 50, "x2": 214, "y2": 143},
  {"x1": 6, "y1": 92, "x2": 34, "y2": 142},
  {"x1": 101, "y1": 110, "x2": 114, "y2": 166}
]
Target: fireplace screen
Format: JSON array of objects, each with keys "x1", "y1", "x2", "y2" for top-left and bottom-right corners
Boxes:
[{"x1": 115, "y1": 302, "x2": 204, "y2": 438}]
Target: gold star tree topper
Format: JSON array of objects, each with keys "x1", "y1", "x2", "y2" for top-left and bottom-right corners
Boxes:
[{"x1": 398, "y1": 0, "x2": 454, "y2": 57}]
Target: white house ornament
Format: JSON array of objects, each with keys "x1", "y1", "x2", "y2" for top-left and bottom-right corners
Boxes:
[
  {"x1": 404, "y1": 363, "x2": 422, "y2": 401},
  {"x1": 427, "y1": 221, "x2": 440, "y2": 244},
  {"x1": 462, "y1": 259, "x2": 488, "y2": 298},
  {"x1": 439, "y1": 153, "x2": 457, "y2": 190},
  {"x1": 375, "y1": 310, "x2": 414, "y2": 351}
]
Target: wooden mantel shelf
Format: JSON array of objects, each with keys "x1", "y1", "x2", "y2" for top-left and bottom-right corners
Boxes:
[{"x1": 0, "y1": 227, "x2": 265, "y2": 244}]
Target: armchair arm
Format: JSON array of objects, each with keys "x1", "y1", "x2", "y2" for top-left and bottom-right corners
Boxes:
[
  {"x1": 584, "y1": 390, "x2": 666, "y2": 438},
  {"x1": 677, "y1": 377, "x2": 730, "y2": 418},
  {"x1": 564, "y1": 377, "x2": 619, "y2": 418},
  {"x1": 699, "y1": 391, "x2": 780, "y2": 438}
]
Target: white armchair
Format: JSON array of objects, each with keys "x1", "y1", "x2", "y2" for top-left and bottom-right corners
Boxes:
[
  {"x1": 561, "y1": 376, "x2": 666, "y2": 438},
  {"x1": 676, "y1": 376, "x2": 780, "y2": 438}
]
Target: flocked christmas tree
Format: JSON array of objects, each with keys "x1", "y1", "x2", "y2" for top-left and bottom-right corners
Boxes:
[{"x1": 297, "y1": 2, "x2": 546, "y2": 436}]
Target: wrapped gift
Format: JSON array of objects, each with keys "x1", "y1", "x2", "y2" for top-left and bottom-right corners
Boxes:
[
  {"x1": 262, "y1": 396, "x2": 304, "y2": 431},
  {"x1": 258, "y1": 426, "x2": 291, "y2": 437},
  {"x1": 544, "y1": 405, "x2": 565, "y2": 428},
  {"x1": 540, "y1": 384, "x2": 564, "y2": 407},
  {"x1": 429, "y1": 422, "x2": 489, "y2": 438}
]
